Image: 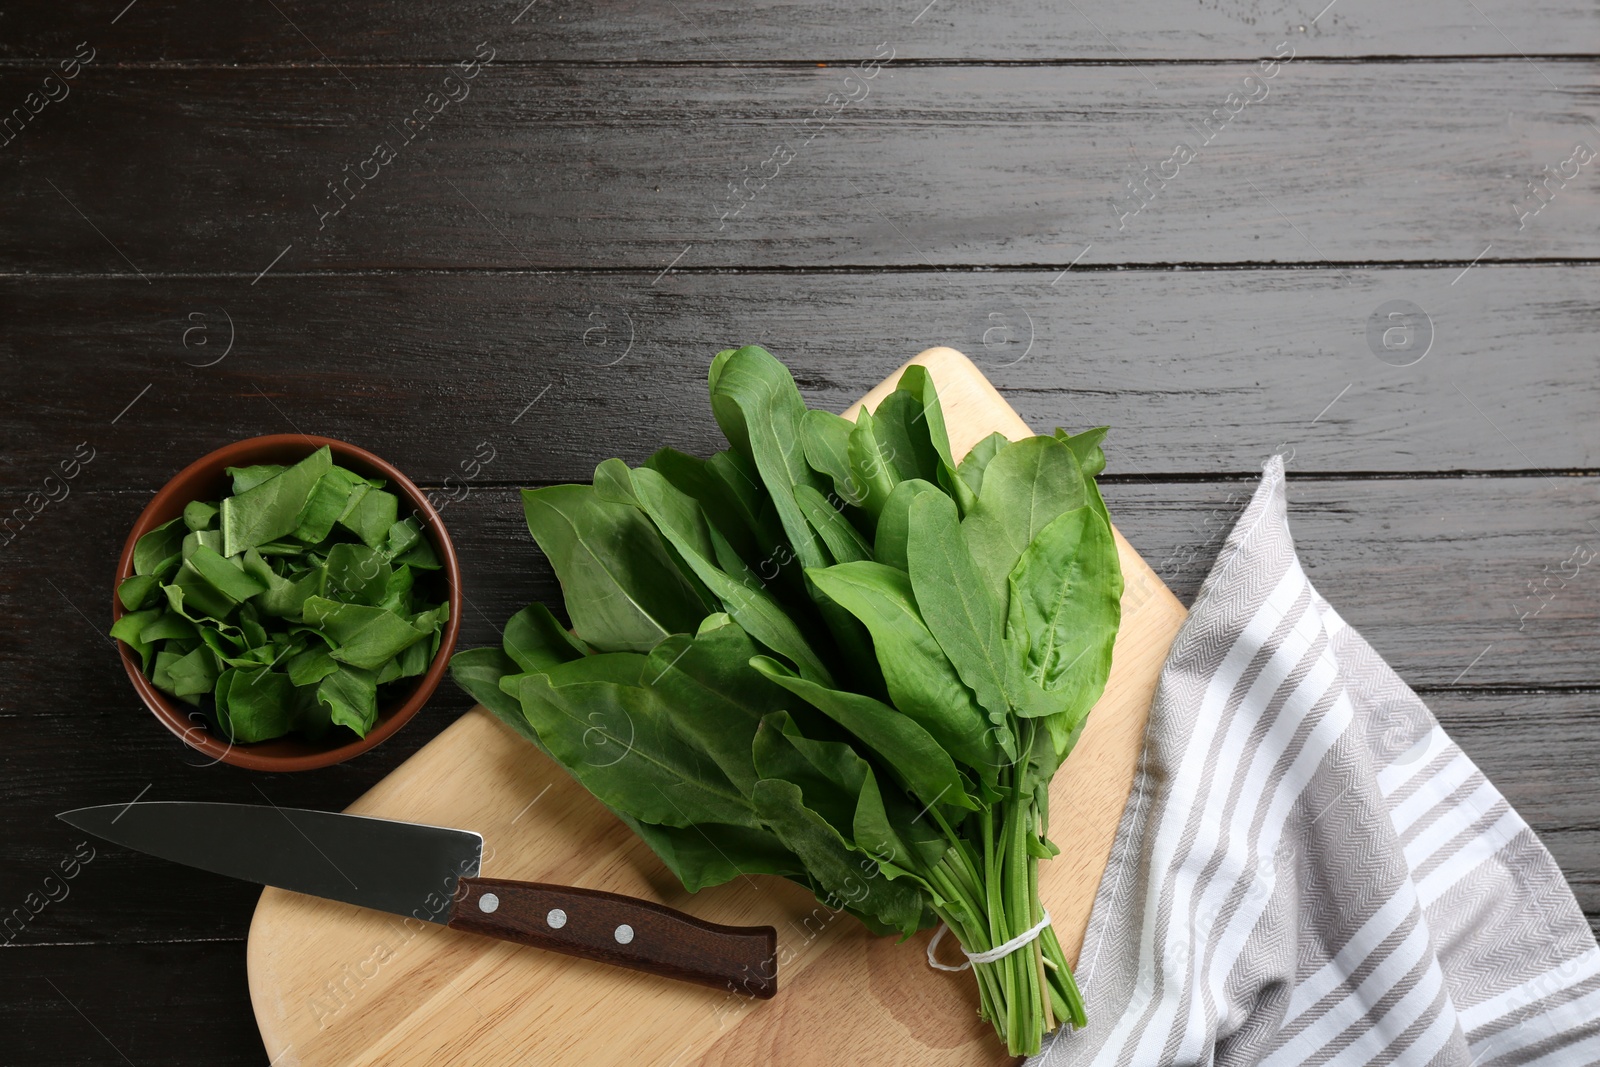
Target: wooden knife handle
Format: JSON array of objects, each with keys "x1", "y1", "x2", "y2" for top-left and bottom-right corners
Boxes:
[{"x1": 446, "y1": 877, "x2": 778, "y2": 998}]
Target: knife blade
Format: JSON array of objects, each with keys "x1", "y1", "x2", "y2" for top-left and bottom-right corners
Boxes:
[{"x1": 58, "y1": 801, "x2": 777, "y2": 998}]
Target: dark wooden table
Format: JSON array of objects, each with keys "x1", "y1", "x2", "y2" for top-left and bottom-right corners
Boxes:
[{"x1": 2, "y1": 2, "x2": 1596, "y2": 1062}]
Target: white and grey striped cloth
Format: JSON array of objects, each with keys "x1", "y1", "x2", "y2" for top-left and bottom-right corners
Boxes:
[{"x1": 1032, "y1": 455, "x2": 1600, "y2": 1067}]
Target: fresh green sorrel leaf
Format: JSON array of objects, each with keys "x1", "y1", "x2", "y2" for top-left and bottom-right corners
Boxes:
[{"x1": 521, "y1": 483, "x2": 711, "y2": 653}]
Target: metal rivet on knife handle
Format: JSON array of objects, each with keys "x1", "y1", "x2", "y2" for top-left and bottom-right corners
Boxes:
[{"x1": 447, "y1": 877, "x2": 779, "y2": 998}]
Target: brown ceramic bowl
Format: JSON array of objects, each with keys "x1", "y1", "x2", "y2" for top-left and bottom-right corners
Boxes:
[{"x1": 111, "y1": 435, "x2": 462, "y2": 771}]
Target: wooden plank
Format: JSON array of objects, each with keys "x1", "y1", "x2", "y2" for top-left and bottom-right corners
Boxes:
[
  {"x1": 4, "y1": 63, "x2": 1598, "y2": 272},
  {"x1": 6, "y1": 366, "x2": 1591, "y2": 1057},
  {"x1": 9, "y1": 470, "x2": 1600, "y2": 706},
  {"x1": 1437, "y1": 690, "x2": 1600, "y2": 831},
  {"x1": 5, "y1": 1, "x2": 1596, "y2": 1061},
  {"x1": 0, "y1": 693, "x2": 445, "y2": 948},
  {"x1": 1, "y1": 0, "x2": 1595, "y2": 63},
  {"x1": 7, "y1": 688, "x2": 1595, "y2": 952},
  {"x1": 240, "y1": 349, "x2": 1184, "y2": 1067},
  {"x1": 26, "y1": 917, "x2": 1600, "y2": 1067},
  {"x1": 1114, "y1": 475, "x2": 1600, "y2": 689},
  {"x1": 1, "y1": 464, "x2": 1594, "y2": 967},
  {"x1": 0, "y1": 942, "x2": 267, "y2": 1065},
  {"x1": 3, "y1": 474, "x2": 1597, "y2": 745},
  {"x1": 1, "y1": 267, "x2": 1597, "y2": 488},
  {"x1": 4, "y1": 390, "x2": 1596, "y2": 1030}
]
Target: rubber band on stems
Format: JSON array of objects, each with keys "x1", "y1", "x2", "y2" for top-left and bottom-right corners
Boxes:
[{"x1": 926, "y1": 909, "x2": 1053, "y2": 972}]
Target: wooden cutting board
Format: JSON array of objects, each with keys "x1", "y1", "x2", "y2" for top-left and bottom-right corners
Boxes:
[{"x1": 248, "y1": 347, "x2": 1187, "y2": 1067}]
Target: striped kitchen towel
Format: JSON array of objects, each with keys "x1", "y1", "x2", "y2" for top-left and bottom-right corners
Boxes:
[{"x1": 1031, "y1": 455, "x2": 1600, "y2": 1067}]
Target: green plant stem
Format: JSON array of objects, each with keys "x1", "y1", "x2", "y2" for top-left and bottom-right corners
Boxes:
[
  {"x1": 928, "y1": 857, "x2": 1005, "y2": 1021},
  {"x1": 918, "y1": 758, "x2": 1088, "y2": 1057},
  {"x1": 1008, "y1": 780, "x2": 1036, "y2": 1051},
  {"x1": 1028, "y1": 841, "x2": 1054, "y2": 1035}
]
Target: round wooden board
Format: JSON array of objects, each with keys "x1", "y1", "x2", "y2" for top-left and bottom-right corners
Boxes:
[{"x1": 248, "y1": 347, "x2": 1187, "y2": 1067}]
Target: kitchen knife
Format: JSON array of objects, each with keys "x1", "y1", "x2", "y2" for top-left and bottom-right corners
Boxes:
[{"x1": 58, "y1": 801, "x2": 778, "y2": 998}]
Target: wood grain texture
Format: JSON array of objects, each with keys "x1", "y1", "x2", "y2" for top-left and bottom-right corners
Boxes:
[
  {"x1": 244, "y1": 348, "x2": 1188, "y2": 1067},
  {"x1": 5, "y1": 1, "x2": 1598, "y2": 1059},
  {"x1": 3, "y1": 476, "x2": 1597, "y2": 802},
  {"x1": 0, "y1": 942, "x2": 267, "y2": 1063},
  {"x1": 4, "y1": 475, "x2": 1598, "y2": 934},
  {"x1": 7, "y1": 689, "x2": 1596, "y2": 952},
  {"x1": 0, "y1": 0, "x2": 1595, "y2": 63},
  {"x1": 2, "y1": 267, "x2": 1597, "y2": 486},
  {"x1": 5, "y1": 63, "x2": 1598, "y2": 273},
  {"x1": 5, "y1": 479, "x2": 1596, "y2": 1047}
]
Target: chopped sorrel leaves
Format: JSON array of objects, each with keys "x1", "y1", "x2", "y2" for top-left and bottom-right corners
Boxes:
[{"x1": 115, "y1": 447, "x2": 448, "y2": 742}]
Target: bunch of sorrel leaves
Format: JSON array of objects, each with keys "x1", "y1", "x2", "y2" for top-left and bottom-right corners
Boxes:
[{"x1": 451, "y1": 346, "x2": 1121, "y2": 1054}]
